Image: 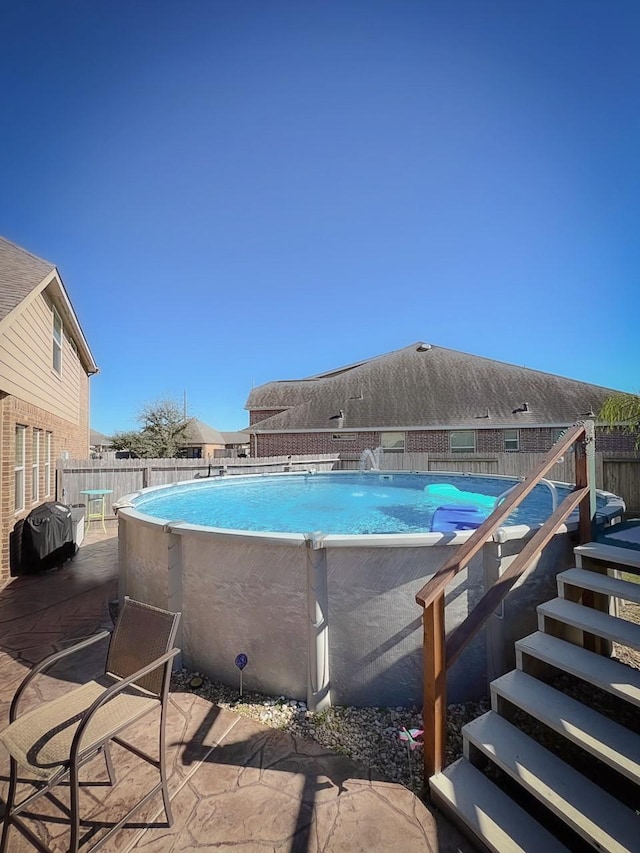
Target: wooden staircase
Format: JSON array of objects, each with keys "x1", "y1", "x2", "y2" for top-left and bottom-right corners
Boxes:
[{"x1": 430, "y1": 541, "x2": 640, "y2": 852}]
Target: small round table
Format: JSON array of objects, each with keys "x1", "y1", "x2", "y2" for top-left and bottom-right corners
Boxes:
[{"x1": 80, "y1": 489, "x2": 113, "y2": 534}]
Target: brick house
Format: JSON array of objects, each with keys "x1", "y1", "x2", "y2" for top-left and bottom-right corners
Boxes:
[
  {"x1": 0, "y1": 237, "x2": 98, "y2": 577},
  {"x1": 246, "y1": 342, "x2": 634, "y2": 458}
]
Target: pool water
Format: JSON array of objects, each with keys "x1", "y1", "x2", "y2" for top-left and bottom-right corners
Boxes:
[{"x1": 132, "y1": 472, "x2": 598, "y2": 535}]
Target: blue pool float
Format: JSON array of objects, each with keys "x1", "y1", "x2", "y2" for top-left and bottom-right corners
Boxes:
[{"x1": 430, "y1": 504, "x2": 487, "y2": 532}]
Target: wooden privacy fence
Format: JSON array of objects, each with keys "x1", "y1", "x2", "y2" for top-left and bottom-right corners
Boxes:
[
  {"x1": 58, "y1": 450, "x2": 639, "y2": 522},
  {"x1": 602, "y1": 455, "x2": 640, "y2": 513},
  {"x1": 57, "y1": 455, "x2": 340, "y2": 519},
  {"x1": 337, "y1": 451, "x2": 579, "y2": 480},
  {"x1": 338, "y1": 450, "x2": 640, "y2": 513}
]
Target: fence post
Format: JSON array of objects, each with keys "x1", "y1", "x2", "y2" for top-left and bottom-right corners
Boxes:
[
  {"x1": 576, "y1": 419, "x2": 596, "y2": 545},
  {"x1": 423, "y1": 594, "x2": 446, "y2": 784},
  {"x1": 142, "y1": 467, "x2": 151, "y2": 489}
]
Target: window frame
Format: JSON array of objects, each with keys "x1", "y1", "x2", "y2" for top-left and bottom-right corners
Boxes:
[
  {"x1": 450, "y1": 430, "x2": 476, "y2": 453},
  {"x1": 504, "y1": 428, "x2": 519, "y2": 452},
  {"x1": 32, "y1": 429, "x2": 41, "y2": 503},
  {"x1": 45, "y1": 431, "x2": 52, "y2": 497},
  {"x1": 15, "y1": 425, "x2": 26, "y2": 512},
  {"x1": 380, "y1": 431, "x2": 406, "y2": 452},
  {"x1": 53, "y1": 307, "x2": 63, "y2": 374}
]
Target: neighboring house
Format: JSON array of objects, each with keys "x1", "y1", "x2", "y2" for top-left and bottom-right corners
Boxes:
[
  {"x1": 220, "y1": 431, "x2": 251, "y2": 457},
  {"x1": 182, "y1": 418, "x2": 226, "y2": 458},
  {"x1": 0, "y1": 237, "x2": 98, "y2": 577},
  {"x1": 246, "y1": 341, "x2": 633, "y2": 458},
  {"x1": 90, "y1": 428, "x2": 113, "y2": 458}
]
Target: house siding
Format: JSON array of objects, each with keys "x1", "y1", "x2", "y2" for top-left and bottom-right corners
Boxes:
[{"x1": 0, "y1": 288, "x2": 85, "y2": 422}]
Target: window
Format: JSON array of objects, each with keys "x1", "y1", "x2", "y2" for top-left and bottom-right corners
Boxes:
[
  {"x1": 53, "y1": 307, "x2": 62, "y2": 373},
  {"x1": 450, "y1": 430, "x2": 475, "y2": 453},
  {"x1": 45, "y1": 432, "x2": 52, "y2": 496},
  {"x1": 381, "y1": 432, "x2": 405, "y2": 452},
  {"x1": 331, "y1": 433, "x2": 357, "y2": 441},
  {"x1": 15, "y1": 425, "x2": 26, "y2": 512},
  {"x1": 504, "y1": 429, "x2": 519, "y2": 451},
  {"x1": 32, "y1": 429, "x2": 41, "y2": 502}
]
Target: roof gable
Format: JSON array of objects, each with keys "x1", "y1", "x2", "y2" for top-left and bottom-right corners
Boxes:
[{"x1": 0, "y1": 236, "x2": 98, "y2": 375}]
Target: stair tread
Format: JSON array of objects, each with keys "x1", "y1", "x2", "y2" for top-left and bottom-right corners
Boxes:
[
  {"x1": 558, "y1": 567, "x2": 640, "y2": 604},
  {"x1": 464, "y1": 711, "x2": 640, "y2": 852},
  {"x1": 430, "y1": 758, "x2": 570, "y2": 853},
  {"x1": 491, "y1": 669, "x2": 640, "y2": 783},
  {"x1": 516, "y1": 631, "x2": 640, "y2": 708},
  {"x1": 538, "y1": 597, "x2": 640, "y2": 650},
  {"x1": 574, "y1": 542, "x2": 640, "y2": 571}
]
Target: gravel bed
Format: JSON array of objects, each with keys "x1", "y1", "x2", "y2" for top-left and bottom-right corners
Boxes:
[
  {"x1": 170, "y1": 600, "x2": 640, "y2": 798},
  {"x1": 171, "y1": 668, "x2": 488, "y2": 796},
  {"x1": 614, "y1": 599, "x2": 640, "y2": 668}
]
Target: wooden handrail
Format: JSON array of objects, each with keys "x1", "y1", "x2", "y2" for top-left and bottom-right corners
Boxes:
[
  {"x1": 415, "y1": 422, "x2": 586, "y2": 608},
  {"x1": 445, "y1": 485, "x2": 588, "y2": 667},
  {"x1": 417, "y1": 420, "x2": 595, "y2": 781}
]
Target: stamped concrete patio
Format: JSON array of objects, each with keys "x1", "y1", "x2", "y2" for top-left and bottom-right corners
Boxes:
[{"x1": 0, "y1": 527, "x2": 472, "y2": 852}]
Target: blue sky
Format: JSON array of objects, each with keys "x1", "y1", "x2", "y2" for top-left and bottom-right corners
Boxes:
[{"x1": 2, "y1": 1, "x2": 639, "y2": 434}]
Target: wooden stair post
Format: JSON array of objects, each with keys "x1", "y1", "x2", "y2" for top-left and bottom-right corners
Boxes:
[{"x1": 423, "y1": 594, "x2": 446, "y2": 779}]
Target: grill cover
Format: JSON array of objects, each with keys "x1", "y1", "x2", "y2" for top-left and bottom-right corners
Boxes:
[{"x1": 21, "y1": 502, "x2": 76, "y2": 573}]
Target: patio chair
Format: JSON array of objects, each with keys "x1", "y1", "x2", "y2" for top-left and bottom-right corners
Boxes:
[{"x1": 0, "y1": 597, "x2": 181, "y2": 853}]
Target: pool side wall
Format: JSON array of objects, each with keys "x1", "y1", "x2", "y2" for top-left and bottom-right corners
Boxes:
[
  {"x1": 180, "y1": 532, "x2": 310, "y2": 700},
  {"x1": 117, "y1": 511, "x2": 591, "y2": 707},
  {"x1": 323, "y1": 544, "x2": 486, "y2": 706}
]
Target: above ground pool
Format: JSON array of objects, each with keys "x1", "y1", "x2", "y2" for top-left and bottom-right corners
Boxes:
[
  {"x1": 116, "y1": 470, "x2": 624, "y2": 711},
  {"x1": 128, "y1": 471, "x2": 610, "y2": 535}
]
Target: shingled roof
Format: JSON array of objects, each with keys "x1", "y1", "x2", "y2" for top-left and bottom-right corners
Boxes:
[
  {"x1": 221, "y1": 431, "x2": 250, "y2": 445},
  {"x1": 246, "y1": 343, "x2": 618, "y2": 432},
  {"x1": 183, "y1": 419, "x2": 226, "y2": 446},
  {"x1": 0, "y1": 237, "x2": 55, "y2": 323}
]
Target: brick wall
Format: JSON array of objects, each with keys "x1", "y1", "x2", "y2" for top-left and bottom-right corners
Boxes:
[
  {"x1": 594, "y1": 428, "x2": 638, "y2": 453},
  {"x1": 254, "y1": 431, "x2": 380, "y2": 457},
  {"x1": 0, "y1": 388, "x2": 90, "y2": 578},
  {"x1": 406, "y1": 431, "x2": 450, "y2": 453},
  {"x1": 254, "y1": 425, "x2": 639, "y2": 459}
]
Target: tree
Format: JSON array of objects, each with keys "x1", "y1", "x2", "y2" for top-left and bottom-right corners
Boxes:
[
  {"x1": 111, "y1": 399, "x2": 193, "y2": 458},
  {"x1": 599, "y1": 392, "x2": 640, "y2": 450}
]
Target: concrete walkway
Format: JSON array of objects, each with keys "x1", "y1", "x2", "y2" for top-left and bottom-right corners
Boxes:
[{"x1": 0, "y1": 528, "x2": 472, "y2": 852}]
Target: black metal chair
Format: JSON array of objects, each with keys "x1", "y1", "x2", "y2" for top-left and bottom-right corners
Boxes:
[{"x1": 0, "y1": 597, "x2": 181, "y2": 852}]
